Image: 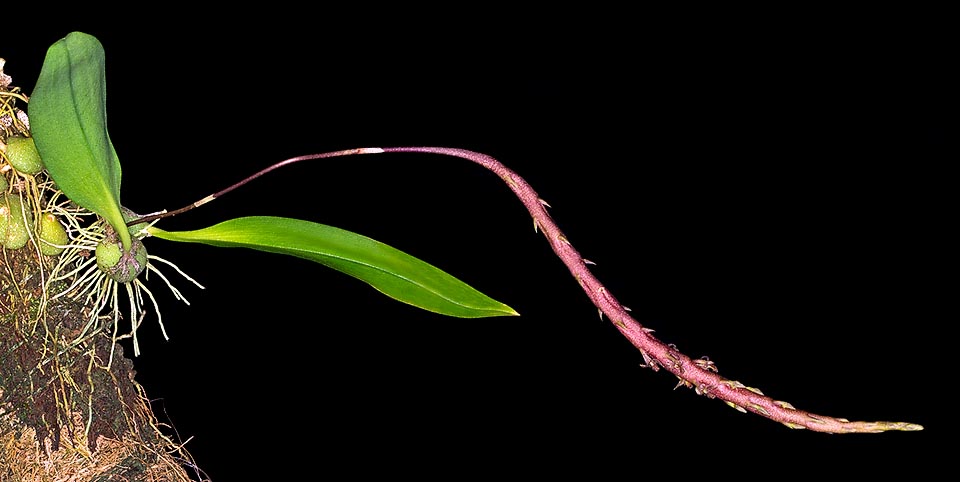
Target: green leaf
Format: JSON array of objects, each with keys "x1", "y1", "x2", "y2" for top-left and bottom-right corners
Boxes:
[
  {"x1": 149, "y1": 216, "x2": 518, "y2": 318},
  {"x1": 29, "y1": 32, "x2": 131, "y2": 250}
]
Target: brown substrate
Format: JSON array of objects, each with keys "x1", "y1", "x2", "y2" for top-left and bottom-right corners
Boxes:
[{"x1": 1, "y1": 242, "x2": 202, "y2": 481}]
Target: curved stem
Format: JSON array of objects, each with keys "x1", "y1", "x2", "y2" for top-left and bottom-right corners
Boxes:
[
  {"x1": 139, "y1": 146, "x2": 921, "y2": 433},
  {"x1": 125, "y1": 148, "x2": 383, "y2": 226},
  {"x1": 383, "y1": 147, "x2": 923, "y2": 433}
]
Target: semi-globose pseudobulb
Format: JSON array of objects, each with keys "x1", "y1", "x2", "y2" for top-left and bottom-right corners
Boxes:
[
  {"x1": 95, "y1": 208, "x2": 150, "y2": 283},
  {"x1": 96, "y1": 236, "x2": 148, "y2": 284},
  {"x1": 38, "y1": 212, "x2": 68, "y2": 256},
  {"x1": 0, "y1": 193, "x2": 33, "y2": 249},
  {"x1": 5, "y1": 136, "x2": 44, "y2": 175}
]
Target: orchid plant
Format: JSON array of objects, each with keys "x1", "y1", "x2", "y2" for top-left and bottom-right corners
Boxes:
[{"x1": 2, "y1": 31, "x2": 922, "y2": 438}]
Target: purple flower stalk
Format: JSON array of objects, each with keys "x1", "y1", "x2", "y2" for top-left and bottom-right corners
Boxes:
[{"x1": 130, "y1": 146, "x2": 923, "y2": 433}]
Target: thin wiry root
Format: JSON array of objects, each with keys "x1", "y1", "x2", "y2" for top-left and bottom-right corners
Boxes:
[
  {"x1": 147, "y1": 255, "x2": 205, "y2": 291},
  {"x1": 107, "y1": 255, "x2": 200, "y2": 358},
  {"x1": 134, "y1": 278, "x2": 167, "y2": 340},
  {"x1": 108, "y1": 282, "x2": 120, "y2": 368},
  {"x1": 44, "y1": 206, "x2": 202, "y2": 358}
]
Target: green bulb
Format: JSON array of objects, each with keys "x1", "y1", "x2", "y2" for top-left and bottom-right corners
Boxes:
[
  {"x1": 5, "y1": 136, "x2": 44, "y2": 175},
  {"x1": 38, "y1": 212, "x2": 69, "y2": 256},
  {"x1": 0, "y1": 193, "x2": 34, "y2": 250},
  {"x1": 96, "y1": 236, "x2": 148, "y2": 283}
]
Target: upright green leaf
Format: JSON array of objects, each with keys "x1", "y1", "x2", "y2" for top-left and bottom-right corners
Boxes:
[
  {"x1": 29, "y1": 32, "x2": 130, "y2": 250},
  {"x1": 150, "y1": 216, "x2": 519, "y2": 318}
]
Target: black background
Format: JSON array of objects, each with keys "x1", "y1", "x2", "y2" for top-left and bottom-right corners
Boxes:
[{"x1": 5, "y1": 10, "x2": 947, "y2": 480}]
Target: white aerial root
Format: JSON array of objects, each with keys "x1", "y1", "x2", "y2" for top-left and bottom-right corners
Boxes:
[{"x1": 44, "y1": 206, "x2": 204, "y2": 363}]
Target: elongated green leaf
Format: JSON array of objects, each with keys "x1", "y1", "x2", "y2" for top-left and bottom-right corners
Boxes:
[
  {"x1": 150, "y1": 216, "x2": 519, "y2": 318},
  {"x1": 29, "y1": 32, "x2": 131, "y2": 250}
]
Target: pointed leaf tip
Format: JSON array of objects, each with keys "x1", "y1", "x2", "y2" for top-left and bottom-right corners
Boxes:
[{"x1": 150, "y1": 216, "x2": 518, "y2": 318}]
